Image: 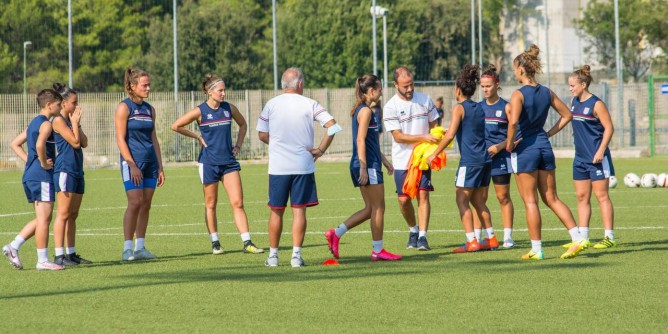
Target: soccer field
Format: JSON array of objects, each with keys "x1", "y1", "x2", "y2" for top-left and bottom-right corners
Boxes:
[{"x1": 1, "y1": 158, "x2": 667, "y2": 333}]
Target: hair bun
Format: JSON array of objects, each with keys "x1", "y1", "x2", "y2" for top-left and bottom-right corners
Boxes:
[{"x1": 527, "y1": 44, "x2": 540, "y2": 57}]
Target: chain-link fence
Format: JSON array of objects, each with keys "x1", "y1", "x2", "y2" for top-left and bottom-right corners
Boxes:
[{"x1": 0, "y1": 82, "x2": 652, "y2": 170}]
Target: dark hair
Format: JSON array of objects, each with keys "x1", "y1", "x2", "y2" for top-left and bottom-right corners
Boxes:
[
  {"x1": 52, "y1": 82, "x2": 77, "y2": 100},
  {"x1": 570, "y1": 65, "x2": 593, "y2": 89},
  {"x1": 436, "y1": 96, "x2": 444, "y2": 103},
  {"x1": 36, "y1": 89, "x2": 63, "y2": 108},
  {"x1": 202, "y1": 73, "x2": 224, "y2": 94},
  {"x1": 393, "y1": 66, "x2": 413, "y2": 83},
  {"x1": 513, "y1": 44, "x2": 542, "y2": 79},
  {"x1": 351, "y1": 74, "x2": 382, "y2": 117},
  {"x1": 124, "y1": 68, "x2": 149, "y2": 97},
  {"x1": 481, "y1": 64, "x2": 500, "y2": 81},
  {"x1": 455, "y1": 64, "x2": 480, "y2": 98}
]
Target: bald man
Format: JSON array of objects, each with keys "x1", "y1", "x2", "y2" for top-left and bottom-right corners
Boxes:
[{"x1": 257, "y1": 67, "x2": 340, "y2": 267}]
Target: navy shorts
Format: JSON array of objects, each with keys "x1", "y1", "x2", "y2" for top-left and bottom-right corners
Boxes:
[
  {"x1": 121, "y1": 160, "x2": 159, "y2": 191},
  {"x1": 509, "y1": 147, "x2": 556, "y2": 173},
  {"x1": 23, "y1": 180, "x2": 55, "y2": 203},
  {"x1": 490, "y1": 151, "x2": 513, "y2": 176},
  {"x1": 350, "y1": 167, "x2": 384, "y2": 187},
  {"x1": 509, "y1": 133, "x2": 555, "y2": 173},
  {"x1": 573, "y1": 157, "x2": 615, "y2": 181},
  {"x1": 54, "y1": 172, "x2": 85, "y2": 194},
  {"x1": 393, "y1": 169, "x2": 433, "y2": 197},
  {"x1": 268, "y1": 173, "x2": 318, "y2": 209},
  {"x1": 198, "y1": 162, "x2": 241, "y2": 184},
  {"x1": 455, "y1": 163, "x2": 492, "y2": 188}
]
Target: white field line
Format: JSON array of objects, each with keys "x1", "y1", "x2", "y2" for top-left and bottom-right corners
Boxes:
[
  {"x1": 0, "y1": 225, "x2": 665, "y2": 237},
  {"x1": 2, "y1": 193, "x2": 668, "y2": 218}
]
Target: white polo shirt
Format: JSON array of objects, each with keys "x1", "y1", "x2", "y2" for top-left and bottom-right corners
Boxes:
[
  {"x1": 383, "y1": 91, "x2": 439, "y2": 169},
  {"x1": 257, "y1": 93, "x2": 334, "y2": 175}
]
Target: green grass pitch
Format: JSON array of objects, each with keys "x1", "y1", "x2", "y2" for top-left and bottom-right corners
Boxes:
[{"x1": 1, "y1": 158, "x2": 667, "y2": 333}]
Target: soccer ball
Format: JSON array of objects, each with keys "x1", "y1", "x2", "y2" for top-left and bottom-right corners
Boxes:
[
  {"x1": 640, "y1": 173, "x2": 658, "y2": 188},
  {"x1": 657, "y1": 173, "x2": 668, "y2": 188},
  {"x1": 608, "y1": 175, "x2": 618, "y2": 188},
  {"x1": 623, "y1": 173, "x2": 641, "y2": 187}
]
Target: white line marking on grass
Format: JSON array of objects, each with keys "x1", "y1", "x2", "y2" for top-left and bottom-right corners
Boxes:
[
  {"x1": 2, "y1": 202, "x2": 668, "y2": 220},
  {"x1": 1, "y1": 225, "x2": 664, "y2": 237}
]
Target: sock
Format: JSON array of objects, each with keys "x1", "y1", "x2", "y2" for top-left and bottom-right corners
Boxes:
[
  {"x1": 37, "y1": 248, "x2": 49, "y2": 263},
  {"x1": 67, "y1": 247, "x2": 76, "y2": 255},
  {"x1": 503, "y1": 228, "x2": 513, "y2": 241},
  {"x1": 335, "y1": 224, "x2": 348, "y2": 238},
  {"x1": 240, "y1": 232, "x2": 251, "y2": 242},
  {"x1": 604, "y1": 230, "x2": 614, "y2": 241},
  {"x1": 568, "y1": 227, "x2": 582, "y2": 242},
  {"x1": 372, "y1": 240, "x2": 383, "y2": 253},
  {"x1": 409, "y1": 225, "x2": 419, "y2": 234},
  {"x1": 123, "y1": 240, "x2": 133, "y2": 252},
  {"x1": 418, "y1": 230, "x2": 427, "y2": 238},
  {"x1": 210, "y1": 233, "x2": 219, "y2": 242},
  {"x1": 135, "y1": 238, "x2": 145, "y2": 251},
  {"x1": 530, "y1": 240, "x2": 542, "y2": 253},
  {"x1": 474, "y1": 228, "x2": 482, "y2": 241},
  {"x1": 485, "y1": 228, "x2": 495, "y2": 239},
  {"x1": 10, "y1": 235, "x2": 25, "y2": 250},
  {"x1": 579, "y1": 227, "x2": 590, "y2": 240},
  {"x1": 269, "y1": 247, "x2": 279, "y2": 257},
  {"x1": 465, "y1": 232, "x2": 475, "y2": 242},
  {"x1": 292, "y1": 247, "x2": 302, "y2": 258},
  {"x1": 55, "y1": 247, "x2": 65, "y2": 257}
]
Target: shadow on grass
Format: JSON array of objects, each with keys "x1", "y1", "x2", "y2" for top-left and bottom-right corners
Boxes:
[{"x1": 0, "y1": 262, "x2": 419, "y2": 300}]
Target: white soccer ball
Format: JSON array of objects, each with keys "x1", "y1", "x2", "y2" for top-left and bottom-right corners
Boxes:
[
  {"x1": 640, "y1": 173, "x2": 658, "y2": 188},
  {"x1": 657, "y1": 173, "x2": 668, "y2": 188},
  {"x1": 608, "y1": 175, "x2": 618, "y2": 188},
  {"x1": 624, "y1": 173, "x2": 641, "y2": 188}
]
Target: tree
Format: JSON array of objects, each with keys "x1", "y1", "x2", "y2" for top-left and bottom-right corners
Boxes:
[{"x1": 577, "y1": 0, "x2": 668, "y2": 82}]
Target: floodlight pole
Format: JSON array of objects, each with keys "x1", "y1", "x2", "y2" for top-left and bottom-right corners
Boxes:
[
  {"x1": 614, "y1": 0, "x2": 623, "y2": 147},
  {"x1": 23, "y1": 41, "x2": 32, "y2": 121},
  {"x1": 372, "y1": 0, "x2": 378, "y2": 76},
  {"x1": 68, "y1": 0, "x2": 73, "y2": 87},
  {"x1": 273, "y1": 0, "x2": 278, "y2": 90},
  {"x1": 471, "y1": 0, "x2": 475, "y2": 64},
  {"x1": 173, "y1": 0, "x2": 178, "y2": 99}
]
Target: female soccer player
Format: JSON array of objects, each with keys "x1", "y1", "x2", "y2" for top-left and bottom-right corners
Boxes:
[
  {"x1": 2, "y1": 89, "x2": 64, "y2": 270},
  {"x1": 478, "y1": 65, "x2": 515, "y2": 249},
  {"x1": 325, "y1": 74, "x2": 401, "y2": 261},
  {"x1": 171, "y1": 74, "x2": 263, "y2": 255},
  {"x1": 51, "y1": 83, "x2": 91, "y2": 266},
  {"x1": 114, "y1": 68, "x2": 165, "y2": 261},
  {"x1": 567, "y1": 65, "x2": 616, "y2": 249},
  {"x1": 427, "y1": 64, "x2": 494, "y2": 253},
  {"x1": 505, "y1": 45, "x2": 585, "y2": 260}
]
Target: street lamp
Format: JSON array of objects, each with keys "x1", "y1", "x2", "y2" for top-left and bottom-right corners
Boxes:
[
  {"x1": 23, "y1": 41, "x2": 32, "y2": 119},
  {"x1": 370, "y1": 5, "x2": 389, "y2": 89}
]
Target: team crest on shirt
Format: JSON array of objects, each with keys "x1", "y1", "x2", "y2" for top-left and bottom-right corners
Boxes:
[
  {"x1": 224, "y1": 110, "x2": 230, "y2": 118},
  {"x1": 207, "y1": 114, "x2": 213, "y2": 120},
  {"x1": 584, "y1": 107, "x2": 590, "y2": 115},
  {"x1": 496, "y1": 110, "x2": 502, "y2": 117},
  {"x1": 133, "y1": 110, "x2": 139, "y2": 114},
  {"x1": 400, "y1": 111, "x2": 406, "y2": 116}
]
